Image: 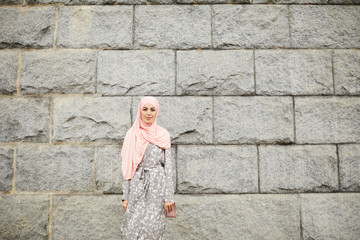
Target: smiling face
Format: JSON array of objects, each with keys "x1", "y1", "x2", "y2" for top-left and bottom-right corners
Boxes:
[{"x1": 141, "y1": 103, "x2": 157, "y2": 125}]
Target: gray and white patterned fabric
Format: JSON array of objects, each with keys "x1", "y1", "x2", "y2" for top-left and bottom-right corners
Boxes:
[{"x1": 121, "y1": 143, "x2": 174, "y2": 240}]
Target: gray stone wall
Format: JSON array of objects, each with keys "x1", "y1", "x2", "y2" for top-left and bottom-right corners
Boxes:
[{"x1": 0, "y1": 0, "x2": 359, "y2": 239}]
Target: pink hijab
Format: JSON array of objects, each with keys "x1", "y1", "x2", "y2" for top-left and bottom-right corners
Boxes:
[{"x1": 121, "y1": 96, "x2": 171, "y2": 180}]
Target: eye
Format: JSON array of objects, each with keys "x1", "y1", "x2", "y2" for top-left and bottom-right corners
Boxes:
[
  {"x1": 142, "y1": 107, "x2": 148, "y2": 111},
  {"x1": 150, "y1": 108, "x2": 156, "y2": 112}
]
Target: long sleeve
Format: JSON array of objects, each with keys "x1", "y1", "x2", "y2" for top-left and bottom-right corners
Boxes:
[
  {"x1": 122, "y1": 179, "x2": 130, "y2": 201},
  {"x1": 164, "y1": 148, "x2": 174, "y2": 202}
]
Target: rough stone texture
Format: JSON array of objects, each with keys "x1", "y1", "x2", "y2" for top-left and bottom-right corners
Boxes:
[
  {"x1": 177, "y1": 50, "x2": 254, "y2": 95},
  {"x1": 255, "y1": 50, "x2": 333, "y2": 95},
  {"x1": 53, "y1": 96, "x2": 131, "y2": 143},
  {"x1": 253, "y1": 0, "x2": 327, "y2": 3},
  {"x1": 0, "y1": 195, "x2": 49, "y2": 240},
  {"x1": 301, "y1": 193, "x2": 360, "y2": 240},
  {"x1": 259, "y1": 145, "x2": 338, "y2": 193},
  {"x1": 0, "y1": 146, "x2": 13, "y2": 191},
  {"x1": 0, "y1": 7, "x2": 55, "y2": 48},
  {"x1": 0, "y1": 98, "x2": 50, "y2": 142},
  {"x1": 339, "y1": 144, "x2": 360, "y2": 191},
  {"x1": 213, "y1": 5, "x2": 290, "y2": 49},
  {"x1": 52, "y1": 195, "x2": 123, "y2": 240},
  {"x1": 134, "y1": 5, "x2": 211, "y2": 49},
  {"x1": 36, "y1": 0, "x2": 173, "y2": 4},
  {"x1": 57, "y1": 6, "x2": 132, "y2": 48},
  {"x1": 95, "y1": 144, "x2": 123, "y2": 193},
  {"x1": 133, "y1": 97, "x2": 213, "y2": 144},
  {"x1": 97, "y1": 50, "x2": 175, "y2": 96},
  {"x1": 165, "y1": 194, "x2": 300, "y2": 240},
  {"x1": 16, "y1": 145, "x2": 93, "y2": 191},
  {"x1": 177, "y1": 145, "x2": 258, "y2": 193},
  {"x1": 0, "y1": 0, "x2": 22, "y2": 4},
  {"x1": 96, "y1": 145, "x2": 177, "y2": 193},
  {"x1": 334, "y1": 50, "x2": 360, "y2": 95},
  {"x1": 328, "y1": 0, "x2": 360, "y2": 3},
  {"x1": 0, "y1": 50, "x2": 17, "y2": 95},
  {"x1": 290, "y1": 6, "x2": 360, "y2": 48},
  {"x1": 214, "y1": 97, "x2": 294, "y2": 144},
  {"x1": 21, "y1": 49, "x2": 96, "y2": 94},
  {"x1": 178, "y1": 0, "x2": 249, "y2": 3},
  {"x1": 295, "y1": 97, "x2": 360, "y2": 144}
]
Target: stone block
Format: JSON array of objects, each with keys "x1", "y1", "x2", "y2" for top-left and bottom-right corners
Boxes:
[
  {"x1": 53, "y1": 96, "x2": 131, "y2": 143},
  {"x1": 301, "y1": 193, "x2": 360, "y2": 240},
  {"x1": 213, "y1": 5, "x2": 289, "y2": 49},
  {"x1": 253, "y1": 0, "x2": 326, "y2": 3},
  {"x1": 132, "y1": 97, "x2": 213, "y2": 144},
  {"x1": 177, "y1": 145, "x2": 258, "y2": 193},
  {"x1": 334, "y1": 50, "x2": 360, "y2": 95},
  {"x1": 295, "y1": 97, "x2": 360, "y2": 144},
  {"x1": 95, "y1": 144, "x2": 123, "y2": 193},
  {"x1": 339, "y1": 144, "x2": 360, "y2": 191},
  {"x1": 177, "y1": 50, "x2": 254, "y2": 95},
  {"x1": 0, "y1": 195, "x2": 49, "y2": 240},
  {"x1": 290, "y1": 6, "x2": 360, "y2": 48},
  {"x1": 178, "y1": 0, "x2": 249, "y2": 3},
  {"x1": 0, "y1": 50, "x2": 18, "y2": 94},
  {"x1": 0, "y1": 98, "x2": 50, "y2": 142},
  {"x1": 134, "y1": 5, "x2": 211, "y2": 49},
  {"x1": 52, "y1": 195, "x2": 123, "y2": 240},
  {"x1": 214, "y1": 97, "x2": 294, "y2": 144},
  {"x1": 259, "y1": 145, "x2": 338, "y2": 193},
  {"x1": 0, "y1": 0, "x2": 22, "y2": 4},
  {"x1": 57, "y1": 6, "x2": 132, "y2": 48},
  {"x1": 0, "y1": 7, "x2": 55, "y2": 48},
  {"x1": 97, "y1": 50, "x2": 175, "y2": 96},
  {"x1": 255, "y1": 50, "x2": 333, "y2": 95},
  {"x1": 21, "y1": 49, "x2": 96, "y2": 94},
  {"x1": 0, "y1": 146, "x2": 13, "y2": 191},
  {"x1": 329, "y1": 0, "x2": 360, "y2": 3},
  {"x1": 36, "y1": 0, "x2": 173, "y2": 4},
  {"x1": 165, "y1": 194, "x2": 300, "y2": 240},
  {"x1": 16, "y1": 145, "x2": 93, "y2": 191}
]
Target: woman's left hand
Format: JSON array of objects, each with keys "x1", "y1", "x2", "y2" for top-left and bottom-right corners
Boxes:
[{"x1": 164, "y1": 201, "x2": 174, "y2": 213}]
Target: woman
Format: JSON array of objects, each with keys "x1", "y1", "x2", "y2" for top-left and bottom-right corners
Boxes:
[{"x1": 121, "y1": 96, "x2": 175, "y2": 240}]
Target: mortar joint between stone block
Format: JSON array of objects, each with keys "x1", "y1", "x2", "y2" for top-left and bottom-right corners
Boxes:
[
  {"x1": 210, "y1": 4, "x2": 213, "y2": 50},
  {"x1": 287, "y1": 5, "x2": 292, "y2": 49},
  {"x1": 331, "y1": 50, "x2": 335, "y2": 94},
  {"x1": 336, "y1": 144, "x2": 341, "y2": 191},
  {"x1": 48, "y1": 194, "x2": 54, "y2": 240},
  {"x1": 299, "y1": 196, "x2": 304, "y2": 240},
  {"x1": 53, "y1": 6, "x2": 59, "y2": 49},
  {"x1": 16, "y1": 50, "x2": 22, "y2": 96}
]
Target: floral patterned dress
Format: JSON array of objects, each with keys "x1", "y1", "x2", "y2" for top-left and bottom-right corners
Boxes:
[{"x1": 121, "y1": 143, "x2": 174, "y2": 240}]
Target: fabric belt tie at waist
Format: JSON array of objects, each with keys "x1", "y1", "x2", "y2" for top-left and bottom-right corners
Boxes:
[{"x1": 139, "y1": 166, "x2": 160, "y2": 199}]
